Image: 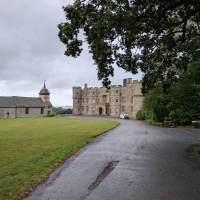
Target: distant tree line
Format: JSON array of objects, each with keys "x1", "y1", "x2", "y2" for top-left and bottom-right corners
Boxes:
[{"x1": 52, "y1": 107, "x2": 73, "y2": 115}]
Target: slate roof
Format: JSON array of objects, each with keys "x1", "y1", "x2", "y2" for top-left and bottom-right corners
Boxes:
[
  {"x1": 0, "y1": 96, "x2": 52, "y2": 108},
  {"x1": 0, "y1": 97, "x2": 16, "y2": 108},
  {"x1": 39, "y1": 83, "x2": 50, "y2": 95}
]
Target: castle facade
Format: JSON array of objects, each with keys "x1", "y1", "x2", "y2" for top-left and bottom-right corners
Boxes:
[{"x1": 72, "y1": 78, "x2": 144, "y2": 118}]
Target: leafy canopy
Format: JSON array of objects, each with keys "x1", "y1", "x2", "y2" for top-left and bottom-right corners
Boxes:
[{"x1": 58, "y1": 0, "x2": 200, "y2": 92}]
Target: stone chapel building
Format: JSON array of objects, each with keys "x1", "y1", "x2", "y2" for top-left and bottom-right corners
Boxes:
[
  {"x1": 0, "y1": 82, "x2": 52, "y2": 118},
  {"x1": 73, "y1": 78, "x2": 144, "y2": 118}
]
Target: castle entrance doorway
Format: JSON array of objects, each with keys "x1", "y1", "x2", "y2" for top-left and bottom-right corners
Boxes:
[{"x1": 99, "y1": 107, "x2": 102, "y2": 115}]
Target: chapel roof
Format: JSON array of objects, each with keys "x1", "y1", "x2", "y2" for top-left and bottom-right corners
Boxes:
[{"x1": 0, "y1": 96, "x2": 51, "y2": 108}]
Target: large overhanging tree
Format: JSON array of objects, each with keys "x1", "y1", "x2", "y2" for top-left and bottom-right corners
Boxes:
[{"x1": 58, "y1": 0, "x2": 200, "y2": 93}]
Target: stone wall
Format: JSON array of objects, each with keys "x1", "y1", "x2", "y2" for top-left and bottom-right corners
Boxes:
[
  {"x1": 17, "y1": 107, "x2": 49, "y2": 118},
  {"x1": 132, "y1": 96, "x2": 144, "y2": 118},
  {"x1": 0, "y1": 108, "x2": 16, "y2": 118}
]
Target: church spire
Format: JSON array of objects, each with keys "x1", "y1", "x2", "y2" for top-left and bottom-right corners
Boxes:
[{"x1": 39, "y1": 80, "x2": 50, "y2": 95}]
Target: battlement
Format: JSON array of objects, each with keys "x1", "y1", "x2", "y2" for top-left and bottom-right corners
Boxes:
[
  {"x1": 133, "y1": 80, "x2": 142, "y2": 83},
  {"x1": 73, "y1": 86, "x2": 82, "y2": 89}
]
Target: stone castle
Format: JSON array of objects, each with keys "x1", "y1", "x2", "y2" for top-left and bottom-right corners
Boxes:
[{"x1": 72, "y1": 78, "x2": 144, "y2": 118}]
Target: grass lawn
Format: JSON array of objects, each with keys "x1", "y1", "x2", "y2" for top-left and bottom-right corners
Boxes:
[{"x1": 0, "y1": 117, "x2": 119, "y2": 200}]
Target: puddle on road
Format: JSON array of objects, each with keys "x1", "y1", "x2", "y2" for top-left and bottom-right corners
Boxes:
[{"x1": 88, "y1": 161, "x2": 119, "y2": 191}]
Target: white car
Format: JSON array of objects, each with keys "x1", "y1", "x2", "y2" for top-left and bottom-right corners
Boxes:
[{"x1": 120, "y1": 113, "x2": 129, "y2": 119}]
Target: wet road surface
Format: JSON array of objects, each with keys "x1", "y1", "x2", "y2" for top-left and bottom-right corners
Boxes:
[{"x1": 24, "y1": 116, "x2": 200, "y2": 200}]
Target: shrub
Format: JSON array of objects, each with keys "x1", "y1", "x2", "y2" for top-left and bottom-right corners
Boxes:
[{"x1": 136, "y1": 109, "x2": 146, "y2": 120}]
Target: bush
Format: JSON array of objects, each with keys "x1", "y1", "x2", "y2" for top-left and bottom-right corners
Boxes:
[
  {"x1": 136, "y1": 109, "x2": 146, "y2": 120},
  {"x1": 44, "y1": 114, "x2": 55, "y2": 117}
]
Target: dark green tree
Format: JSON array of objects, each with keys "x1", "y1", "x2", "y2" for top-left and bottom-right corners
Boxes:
[
  {"x1": 167, "y1": 62, "x2": 200, "y2": 124},
  {"x1": 140, "y1": 83, "x2": 169, "y2": 122},
  {"x1": 58, "y1": 0, "x2": 200, "y2": 91}
]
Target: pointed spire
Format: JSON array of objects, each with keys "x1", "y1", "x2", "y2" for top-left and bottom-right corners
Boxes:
[{"x1": 43, "y1": 80, "x2": 46, "y2": 88}]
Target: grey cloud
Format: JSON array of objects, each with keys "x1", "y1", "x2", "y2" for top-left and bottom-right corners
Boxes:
[{"x1": 0, "y1": 0, "x2": 142, "y2": 106}]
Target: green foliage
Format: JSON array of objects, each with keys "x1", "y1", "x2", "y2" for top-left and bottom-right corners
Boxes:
[
  {"x1": 0, "y1": 117, "x2": 119, "y2": 200},
  {"x1": 46, "y1": 113, "x2": 55, "y2": 117},
  {"x1": 152, "y1": 94, "x2": 169, "y2": 122},
  {"x1": 141, "y1": 62, "x2": 200, "y2": 125},
  {"x1": 193, "y1": 144, "x2": 200, "y2": 155},
  {"x1": 167, "y1": 63, "x2": 200, "y2": 125},
  {"x1": 58, "y1": 0, "x2": 200, "y2": 91},
  {"x1": 142, "y1": 84, "x2": 169, "y2": 122},
  {"x1": 136, "y1": 109, "x2": 145, "y2": 120},
  {"x1": 52, "y1": 107, "x2": 73, "y2": 115}
]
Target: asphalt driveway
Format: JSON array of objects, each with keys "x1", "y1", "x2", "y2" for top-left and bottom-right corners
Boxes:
[{"x1": 24, "y1": 116, "x2": 200, "y2": 200}]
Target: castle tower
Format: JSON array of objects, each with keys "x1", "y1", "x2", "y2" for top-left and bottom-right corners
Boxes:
[
  {"x1": 72, "y1": 86, "x2": 82, "y2": 115},
  {"x1": 39, "y1": 81, "x2": 50, "y2": 101}
]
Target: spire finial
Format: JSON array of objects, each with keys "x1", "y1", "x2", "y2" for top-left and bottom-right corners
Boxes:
[{"x1": 44, "y1": 80, "x2": 46, "y2": 88}]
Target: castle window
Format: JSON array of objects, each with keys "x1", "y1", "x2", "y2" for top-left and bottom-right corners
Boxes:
[
  {"x1": 111, "y1": 98, "x2": 114, "y2": 103},
  {"x1": 132, "y1": 97, "x2": 134, "y2": 103},
  {"x1": 116, "y1": 98, "x2": 118, "y2": 103},
  {"x1": 82, "y1": 98, "x2": 84, "y2": 103},
  {"x1": 41, "y1": 107, "x2": 44, "y2": 114},
  {"x1": 92, "y1": 107, "x2": 95, "y2": 113},
  {"x1": 121, "y1": 97, "x2": 125, "y2": 103},
  {"x1": 116, "y1": 108, "x2": 118, "y2": 113},
  {"x1": 111, "y1": 108, "x2": 114, "y2": 113},
  {"x1": 92, "y1": 98, "x2": 95, "y2": 103},
  {"x1": 121, "y1": 106, "x2": 125, "y2": 113},
  {"x1": 25, "y1": 107, "x2": 29, "y2": 114},
  {"x1": 116, "y1": 90, "x2": 118, "y2": 93},
  {"x1": 131, "y1": 106, "x2": 133, "y2": 112}
]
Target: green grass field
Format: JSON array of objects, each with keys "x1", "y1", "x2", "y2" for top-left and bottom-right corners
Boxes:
[{"x1": 0, "y1": 117, "x2": 119, "y2": 200}]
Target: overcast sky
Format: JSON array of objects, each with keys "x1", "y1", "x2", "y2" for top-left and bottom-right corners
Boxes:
[{"x1": 0, "y1": 0, "x2": 142, "y2": 106}]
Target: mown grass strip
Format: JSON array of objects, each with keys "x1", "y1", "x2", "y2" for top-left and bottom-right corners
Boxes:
[{"x1": 0, "y1": 117, "x2": 119, "y2": 200}]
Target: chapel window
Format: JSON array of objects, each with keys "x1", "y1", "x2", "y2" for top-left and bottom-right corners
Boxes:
[
  {"x1": 25, "y1": 107, "x2": 29, "y2": 114},
  {"x1": 41, "y1": 107, "x2": 44, "y2": 114}
]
